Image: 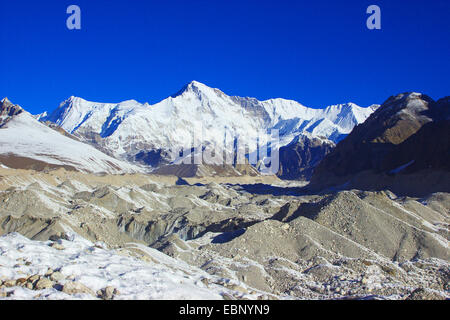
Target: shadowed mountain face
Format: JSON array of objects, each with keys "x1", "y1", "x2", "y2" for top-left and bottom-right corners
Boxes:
[
  {"x1": 309, "y1": 93, "x2": 450, "y2": 196},
  {"x1": 0, "y1": 98, "x2": 23, "y2": 127},
  {"x1": 277, "y1": 135, "x2": 335, "y2": 180}
]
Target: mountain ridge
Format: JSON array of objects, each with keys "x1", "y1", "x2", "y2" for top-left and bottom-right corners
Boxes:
[
  {"x1": 0, "y1": 98, "x2": 145, "y2": 174},
  {"x1": 37, "y1": 81, "x2": 378, "y2": 172},
  {"x1": 309, "y1": 92, "x2": 450, "y2": 195}
]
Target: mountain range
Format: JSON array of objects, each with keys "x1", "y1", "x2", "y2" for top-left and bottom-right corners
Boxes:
[
  {"x1": 0, "y1": 85, "x2": 449, "y2": 300},
  {"x1": 33, "y1": 81, "x2": 377, "y2": 176},
  {"x1": 2, "y1": 82, "x2": 448, "y2": 192},
  {"x1": 0, "y1": 97, "x2": 142, "y2": 174}
]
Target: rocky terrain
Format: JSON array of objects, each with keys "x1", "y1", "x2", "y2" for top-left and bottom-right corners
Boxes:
[
  {"x1": 0, "y1": 91, "x2": 448, "y2": 300},
  {"x1": 0, "y1": 167, "x2": 448, "y2": 300},
  {"x1": 277, "y1": 134, "x2": 335, "y2": 180},
  {"x1": 310, "y1": 93, "x2": 450, "y2": 196}
]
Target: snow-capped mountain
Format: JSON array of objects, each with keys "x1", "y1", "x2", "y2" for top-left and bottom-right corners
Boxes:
[
  {"x1": 33, "y1": 111, "x2": 48, "y2": 121},
  {"x1": 0, "y1": 98, "x2": 144, "y2": 174},
  {"x1": 40, "y1": 81, "x2": 378, "y2": 169}
]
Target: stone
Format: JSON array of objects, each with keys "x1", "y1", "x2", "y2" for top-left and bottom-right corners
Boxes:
[
  {"x1": 49, "y1": 242, "x2": 65, "y2": 250},
  {"x1": 406, "y1": 288, "x2": 446, "y2": 300},
  {"x1": 94, "y1": 242, "x2": 108, "y2": 249},
  {"x1": 34, "y1": 278, "x2": 54, "y2": 290},
  {"x1": 97, "y1": 286, "x2": 120, "y2": 300},
  {"x1": 28, "y1": 275, "x2": 40, "y2": 284},
  {"x1": 3, "y1": 280, "x2": 17, "y2": 288},
  {"x1": 49, "y1": 232, "x2": 74, "y2": 242},
  {"x1": 221, "y1": 293, "x2": 235, "y2": 300},
  {"x1": 49, "y1": 272, "x2": 65, "y2": 282},
  {"x1": 62, "y1": 281, "x2": 95, "y2": 296},
  {"x1": 225, "y1": 283, "x2": 248, "y2": 294},
  {"x1": 15, "y1": 278, "x2": 27, "y2": 286},
  {"x1": 200, "y1": 278, "x2": 209, "y2": 287}
]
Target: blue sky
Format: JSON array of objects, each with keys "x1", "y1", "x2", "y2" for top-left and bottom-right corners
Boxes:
[{"x1": 1, "y1": 0, "x2": 449, "y2": 114}]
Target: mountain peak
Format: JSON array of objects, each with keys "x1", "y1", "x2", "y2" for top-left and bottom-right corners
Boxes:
[
  {"x1": 185, "y1": 80, "x2": 211, "y2": 90},
  {"x1": 0, "y1": 97, "x2": 24, "y2": 127},
  {"x1": 65, "y1": 96, "x2": 85, "y2": 104},
  {"x1": 188, "y1": 80, "x2": 205, "y2": 87},
  {"x1": 171, "y1": 80, "x2": 223, "y2": 99},
  {"x1": 0, "y1": 97, "x2": 22, "y2": 113},
  {"x1": 382, "y1": 92, "x2": 433, "y2": 107},
  {"x1": 1, "y1": 97, "x2": 10, "y2": 104}
]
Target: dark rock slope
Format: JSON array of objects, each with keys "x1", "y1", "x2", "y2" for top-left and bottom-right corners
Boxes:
[
  {"x1": 309, "y1": 93, "x2": 450, "y2": 196},
  {"x1": 0, "y1": 98, "x2": 23, "y2": 127},
  {"x1": 277, "y1": 135, "x2": 335, "y2": 180}
]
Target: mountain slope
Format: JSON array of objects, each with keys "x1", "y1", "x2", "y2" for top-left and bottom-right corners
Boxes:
[
  {"x1": 277, "y1": 134, "x2": 335, "y2": 180},
  {"x1": 309, "y1": 92, "x2": 450, "y2": 195},
  {"x1": 0, "y1": 98, "x2": 144, "y2": 174},
  {"x1": 40, "y1": 81, "x2": 377, "y2": 170}
]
